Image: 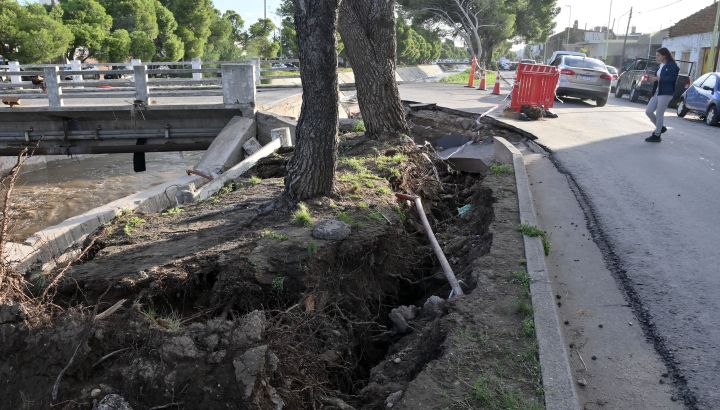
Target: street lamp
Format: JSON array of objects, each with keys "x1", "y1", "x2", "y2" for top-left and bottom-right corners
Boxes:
[{"x1": 565, "y1": 5, "x2": 573, "y2": 49}]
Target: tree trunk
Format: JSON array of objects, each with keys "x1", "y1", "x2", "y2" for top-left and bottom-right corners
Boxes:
[
  {"x1": 284, "y1": 0, "x2": 340, "y2": 201},
  {"x1": 339, "y1": 0, "x2": 409, "y2": 139}
]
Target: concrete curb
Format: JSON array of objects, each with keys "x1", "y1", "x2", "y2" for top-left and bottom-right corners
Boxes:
[{"x1": 494, "y1": 136, "x2": 580, "y2": 410}]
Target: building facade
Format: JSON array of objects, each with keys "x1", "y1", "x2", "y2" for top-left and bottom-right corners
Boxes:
[{"x1": 662, "y1": 2, "x2": 718, "y2": 77}]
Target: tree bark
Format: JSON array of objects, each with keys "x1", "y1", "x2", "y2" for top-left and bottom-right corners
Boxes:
[
  {"x1": 339, "y1": 0, "x2": 409, "y2": 139},
  {"x1": 284, "y1": 0, "x2": 340, "y2": 201}
]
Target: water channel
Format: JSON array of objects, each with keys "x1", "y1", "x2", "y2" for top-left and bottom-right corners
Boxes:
[{"x1": 8, "y1": 152, "x2": 202, "y2": 242}]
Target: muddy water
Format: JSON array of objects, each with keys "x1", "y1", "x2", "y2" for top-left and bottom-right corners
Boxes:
[{"x1": 8, "y1": 152, "x2": 203, "y2": 242}]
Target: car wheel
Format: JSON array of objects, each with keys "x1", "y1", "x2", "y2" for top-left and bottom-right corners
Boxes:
[
  {"x1": 705, "y1": 105, "x2": 718, "y2": 126},
  {"x1": 614, "y1": 86, "x2": 624, "y2": 98},
  {"x1": 676, "y1": 99, "x2": 688, "y2": 118},
  {"x1": 629, "y1": 85, "x2": 639, "y2": 102},
  {"x1": 596, "y1": 97, "x2": 607, "y2": 107}
]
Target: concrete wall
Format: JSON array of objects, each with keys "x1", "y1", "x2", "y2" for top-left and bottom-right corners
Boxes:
[
  {"x1": 0, "y1": 155, "x2": 94, "y2": 174},
  {"x1": 663, "y1": 33, "x2": 713, "y2": 76}
]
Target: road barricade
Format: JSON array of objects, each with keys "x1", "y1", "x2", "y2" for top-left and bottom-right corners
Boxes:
[{"x1": 510, "y1": 63, "x2": 559, "y2": 112}]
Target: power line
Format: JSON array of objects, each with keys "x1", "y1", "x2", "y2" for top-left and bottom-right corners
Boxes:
[{"x1": 636, "y1": 0, "x2": 685, "y2": 15}]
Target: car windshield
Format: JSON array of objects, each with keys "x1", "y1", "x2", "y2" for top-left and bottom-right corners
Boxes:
[{"x1": 563, "y1": 57, "x2": 606, "y2": 70}]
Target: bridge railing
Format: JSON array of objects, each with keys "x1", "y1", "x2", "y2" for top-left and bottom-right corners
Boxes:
[{"x1": 0, "y1": 58, "x2": 306, "y2": 108}]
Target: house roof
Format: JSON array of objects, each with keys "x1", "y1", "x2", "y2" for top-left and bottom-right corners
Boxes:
[{"x1": 668, "y1": 2, "x2": 717, "y2": 38}]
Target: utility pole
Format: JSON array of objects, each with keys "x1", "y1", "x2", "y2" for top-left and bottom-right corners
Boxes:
[
  {"x1": 604, "y1": 0, "x2": 613, "y2": 62},
  {"x1": 620, "y1": 7, "x2": 633, "y2": 71},
  {"x1": 709, "y1": 1, "x2": 720, "y2": 72},
  {"x1": 264, "y1": 0, "x2": 267, "y2": 19}
]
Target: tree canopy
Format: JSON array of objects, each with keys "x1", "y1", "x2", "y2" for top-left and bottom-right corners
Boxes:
[
  {"x1": 397, "y1": 0, "x2": 558, "y2": 63},
  {"x1": 0, "y1": 0, "x2": 73, "y2": 63}
]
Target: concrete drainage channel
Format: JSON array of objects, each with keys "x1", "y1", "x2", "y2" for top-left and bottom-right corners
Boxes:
[
  {"x1": 7, "y1": 101, "x2": 579, "y2": 409},
  {"x1": 9, "y1": 109, "x2": 298, "y2": 275}
]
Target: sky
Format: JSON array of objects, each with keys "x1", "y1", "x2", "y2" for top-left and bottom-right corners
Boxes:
[
  {"x1": 552, "y1": 0, "x2": 717, "y2": 35},
  {"x1": 220, "y1": 0, "x2": 718, "y2": 36}
]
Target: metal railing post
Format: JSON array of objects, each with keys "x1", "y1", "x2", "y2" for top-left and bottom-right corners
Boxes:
[
  {"x1": 44, "y1": 66, "x2": 63, "y2": 108},
  {"x1": 221, "y1": 64, "x2": 256, "y2": 108},
  {"x1": 133, "y1": 65, "x2": 149, "y2": 104},
  {"x1": 192, "y1": 57, "x2": 202, "y2": 81}
]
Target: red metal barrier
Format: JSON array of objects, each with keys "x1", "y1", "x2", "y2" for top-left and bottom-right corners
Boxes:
[{"x1": 510, "y1": 63, "x2": 560, "y2": 112}]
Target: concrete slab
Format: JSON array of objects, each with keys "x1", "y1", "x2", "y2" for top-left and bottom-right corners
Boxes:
[
  {"x1": 438, "y1": 141, "x2": 494, "y2": 173},
  {"x1": 197, "y1": 116, "x2": 256, "y2": 175}
]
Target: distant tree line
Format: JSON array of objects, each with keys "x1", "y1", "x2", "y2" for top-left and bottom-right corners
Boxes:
[{"x1": 0, "y1": 0, "x2": 283, "y2": 63}]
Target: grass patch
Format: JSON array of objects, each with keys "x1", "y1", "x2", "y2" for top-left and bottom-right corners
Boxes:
[
  {"x1": 292, "y1": 203, "x2": 314, "y2": 226},
  {"x1": 490, "y1": 163, "x2": 513, "y2": 175},
  {"x1": 261, "y1": 229, "x2": 289, "y2": 241},
  {"x1": 512, "y1": 269, "x2": 531, "y2": 291},
  {"x1": 440, "y1": 69, "x2": 497, "y2": 85},
  {"x1": 518, "y1": 223, "x2": 550, "y2": 255},
  {"x1": 272, "y1": 277, "x2": 285, "y2": 292},
  {"x1": 395, "y1": 205, "x2": 407, "y2": 223},
  {"x1": 160, "y1": 207, "x2": 182, "y2": 217},
  {"x1": 249, "y1": 175, "x2": 262, "y2": 185},
  {"x1": 141, "y1": 306, "x2": 182, "y2": 332},
  {"x1": 123, "y1": 216, "x2": 146, "y2": 235},
  {"x1": 337, "y1": 211, "x2": 354, "y2": 226},
  {"x1": 522, "y1": 318, "x2": 535, "y2": 338},
  {"x1": 264, "y1": 70, "x2": 298, "y2": 77},
  {"x1": 340, "y1": 157, "x2": 368, "y2": 172},
  {"x1": 352, "y1": 120, "x2": 366, "y2": 133},
  {"x1": 358, "y1": 201, "x2": 369, "y2": 209},
  {"x1": 515, "y1": 297, "x2": 533, "y2": 316},
  {"x1": 375, "y1": 185, "x2": 392, "y2": 195},
  {"x1": 367, "y1": 209, "x2": 387, "y2": 223}
]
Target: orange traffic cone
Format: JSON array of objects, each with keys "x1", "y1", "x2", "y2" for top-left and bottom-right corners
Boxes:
[
  {"x1": 477, "y1": 69, "x2": 486, "y2": 90},
  {"x1": 492, "y1": 71, "x2": 501, "y2": 95},
  {"x1": 465, "y1": 56, "x2": 478, "y2": 88}
]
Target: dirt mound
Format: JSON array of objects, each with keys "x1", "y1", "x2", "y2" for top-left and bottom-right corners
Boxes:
[{"x1": 0, "y1": 124, "x2": 542, "y2": 409}]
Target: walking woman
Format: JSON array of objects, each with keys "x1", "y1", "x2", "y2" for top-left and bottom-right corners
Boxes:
[{"x1": 645, "y1": 47, "x2": 679, "y2": 142}]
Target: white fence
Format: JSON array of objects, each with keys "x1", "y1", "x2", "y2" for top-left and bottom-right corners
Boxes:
[{"x1": 0, "y1": 59, "x2": 302, "y2": 108}]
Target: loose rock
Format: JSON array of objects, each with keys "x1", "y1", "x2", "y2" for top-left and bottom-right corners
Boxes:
[
  {"x1": 312, "y1": 220, "x2": 351, "y2": 241},
  {"x1": 94, "y1": 394, "x2": 133, "y2": 410}
]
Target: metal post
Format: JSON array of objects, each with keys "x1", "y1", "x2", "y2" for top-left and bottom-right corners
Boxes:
[
  {"x1": 44, "y1": 66, "x2": 63, "y2": 108},
  {"x1": 133, "y1": 65, "x2": 149, "y2": 104},
  {"x1": 221, "y1": 64, "x2": 256, "y2": 107},
  {"x1": 9, "y1": 61, "x2": 21, "y2": 85},
  {"x1": 564, "y1": 4, "x2": 572, "y2": 48},
  {"x1": 604, "y1": 0, "x2": 613, "y2": 62},
  {"x1": 620, "y1": 7, "x2": 633, "y2": 71},
  {"x1": 192, "y1": 57, "x2": 202, "y2": 81}
]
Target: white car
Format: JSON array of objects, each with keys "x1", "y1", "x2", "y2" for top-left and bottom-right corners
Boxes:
[{"x1": 606, "y1": 65, "x2": 619, "y2": 92}]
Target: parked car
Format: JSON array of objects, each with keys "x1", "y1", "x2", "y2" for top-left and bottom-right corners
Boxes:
[
  {"x1": 547, "y1": 50, "x2": 586, "y2": 65},
  {"x1": 606, "y1": 65, "x2": 619, "y2": 92},
  {"x1": 676, "y1": 72, "x2": 720, "y2": 126},
  {"x1": 549, "y1": 55, "x2": 612, "y2": 107},
  {"x1": 103, "y1": 65, "x2": 130, "y2": 80},
  {"x1": 614, "y1": 57, "x2": 693, "y2": 107}
]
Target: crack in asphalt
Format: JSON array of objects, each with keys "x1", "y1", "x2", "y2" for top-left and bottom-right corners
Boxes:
[{"x1": 528, "y1": 139, "x2": 698, "y2": 409}]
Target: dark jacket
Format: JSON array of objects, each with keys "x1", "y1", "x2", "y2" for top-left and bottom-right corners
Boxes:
[{"x1": 651, "y1": 60, "x2": 680, "y2": 96}]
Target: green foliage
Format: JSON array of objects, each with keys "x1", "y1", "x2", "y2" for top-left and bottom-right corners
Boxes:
[
  {"x1": 522, "y1": 318, "x2": 535, "y2": 338},
  {"x1": 160, "y1": 207, "x2": 182, "y2": 217},
  {"x1": 272, "y1": 276, "x2": 285, "y2": 292},
  {"x1": 518, "y1": 223, "x2": 551, "y2": 255},
  {"x1": 161, "y1": 0, "x2": 214, "y2": 58},
  {"x1": 515, "y1": 297, "x2": 533, "y2": 316},
  {"x1": 100, "y1": 0, "x2": 159, "y2": 38},
  {"x1": 249, "y1": 176, "x2": 262, "y2": 185},
  {"x1": 352, "y1": 120, "x2": 366, "y2": 133},
  {"x1": 396, "y1": 19, "x2": 440, "y2": 65},
  {"x1": 123, "y1": 216, "x2": 146, "y2": 235},
  {"x1": 376, "y1": 186, "x2": 392, "y2": 195},
  {"x1": 0, "y1": 1, "x2": 73, "y2": 63},
  {"x1": 512, "y1": 270, "x2": 531, "y2": 292},
  {"x1": 203, "y1": 8, "x2": 243, "y2": 62},
  {"x1": 153, "y1": 0, "x2": 184, "y2": 61},
  {"x1": 59, "y1": 0, "x2": 113, "y2": 61},
  {"x1": 367, "y1": 210, "x2": 387, "y2": 224},
  {"x1": 490, "y1": 163, "x2": 513, "y2": 175},
  {"x1": 129, "y1": 30, "x2": 156, "y2": 60},
  {"x1": 261, "y1": 229, "x2": 289, "y2": 241},
  {"x1": 337, "y1": 211, "x2": 354, "y2": 226},
  {"x1": 98, "y1": 29, "x2": 131, "y2": 62},
  {"x1": 292, "y1": 203, "x2": 314, "y2": 226}
]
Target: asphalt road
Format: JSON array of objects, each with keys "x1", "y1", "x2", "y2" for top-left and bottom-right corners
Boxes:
[{"x1": 400, "y1": 83, "x2": 720, "y2": 408}]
